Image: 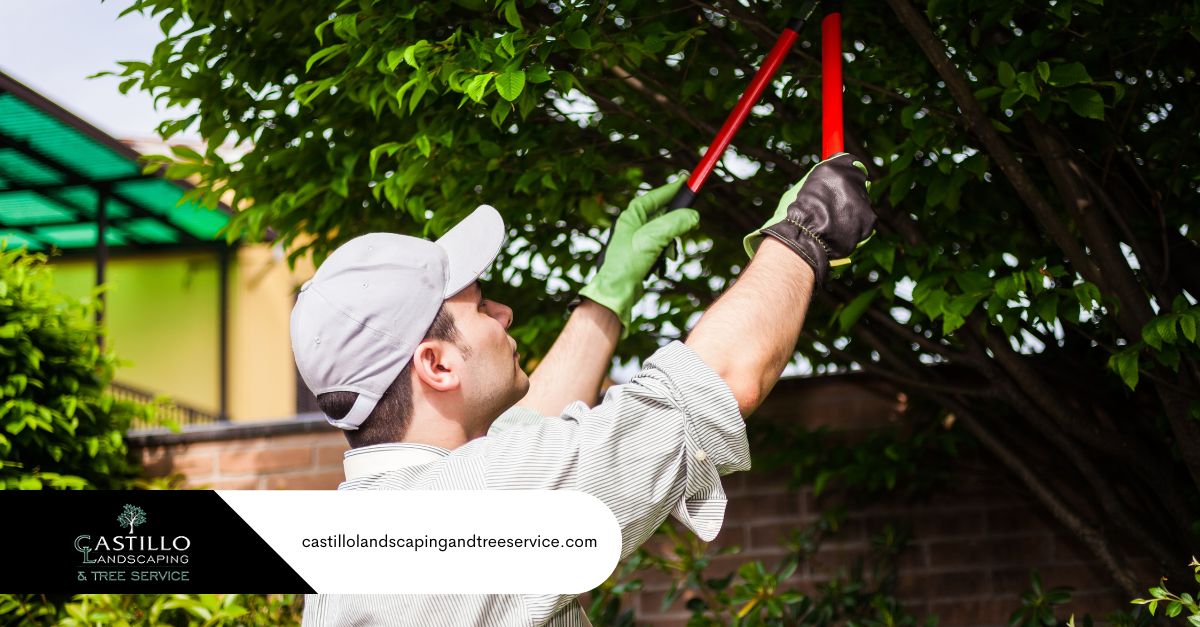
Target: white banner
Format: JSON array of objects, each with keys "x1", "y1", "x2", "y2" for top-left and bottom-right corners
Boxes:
[{"x1": 216, "y1": 490, "x2": 622, "y2": 594}]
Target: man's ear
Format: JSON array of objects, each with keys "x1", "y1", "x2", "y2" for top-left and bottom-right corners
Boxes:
[{"x1": 411, "y1": 340, "x2": 462, "y2": 392}]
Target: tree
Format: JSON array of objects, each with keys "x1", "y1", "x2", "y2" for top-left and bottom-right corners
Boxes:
[
  {"x1": 113, "y1": 0, "x2": 1199, "y2": 595},
  {"x1": 0, "y1": 247, "x2": 148, "y2": 490},
  {"x1": 118, "y1": 503, "x2": 147, "y2": 534}
]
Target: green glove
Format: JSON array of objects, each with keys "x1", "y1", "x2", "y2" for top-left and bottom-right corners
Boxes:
[
  {"x1": 743, "y1": 153, "x2": 874, "y2": 286},
  {"x1": 579, "y1": 177, "x2": 699, "y2": 336}
]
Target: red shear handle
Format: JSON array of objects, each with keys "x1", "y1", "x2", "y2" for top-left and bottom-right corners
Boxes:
[
  {"x1": 822, "y1": 2, "x2": 843, "y2": 158},
  {"x1": 666, "y1": 3, "x2": 818, "y2": 210}
]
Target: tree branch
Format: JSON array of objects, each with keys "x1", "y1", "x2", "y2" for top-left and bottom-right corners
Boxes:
[{"x1": 884, "y1": 0, "x2": 1105, "y2": 290}]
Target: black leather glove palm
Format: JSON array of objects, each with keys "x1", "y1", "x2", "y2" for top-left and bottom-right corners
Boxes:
[{"x1": 743, "y1": 153, "x2": 876, "y2": 285}]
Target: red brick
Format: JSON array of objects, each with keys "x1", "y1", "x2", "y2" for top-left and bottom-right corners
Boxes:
[
  {"x1": 986, "y1": 506, "x2": 1055, "y2": 535},
  {"x1": 910, "y1": 509, "x2": 987, "y2": 540},
  {"x1": 737, "y1": 467, "x2": 794, "y2": 494},
  {"x1": 747, "y1": 521, "x2": 800, "y2": 550},
  {"x1": 706, "y1": 525, "x2": 747, "y2": 552},
  {"x1": 929, "y1": 597, "x2": 1016, "y2": 626},
  {"x1": 725, "y1": 491, "x2": 802, "y2": 522},
  {"x1": 638, "y1": 616, "x2": 693, "y2": 627},
  {"x1": 992, "y1": 564, "x2": 1110, "y2": 595},
  {"x1": 897, "y1": 570, "x2": 990, "y2": 598},
  {"x1": 316, "y1": 443, "x2": 349, "y2": 467},
  {"x1": 1063, "y1": 590, "x2": 1130, "y2": 617},
  {"x1": 195, "y1": 476, "x2": 262, "y2": 490},
  {"x1": 219, "y1": 446, "x2": 313, "y2": 475},
  {"x1": 263, "y1": 469, "x2": 346, "y2": 490},
  {"x1": 928, "y1": 535, "x2": 1052, "y2": 568},
  {"x1": 1051, "y1": 534, "x2": 1097, "y2": 564},
  {"x1": 809, "y1": 547, "x2": 868, "y2": 574},
  {"x1": 896, "y1": 542, "x2": 928, "y2": 570}
]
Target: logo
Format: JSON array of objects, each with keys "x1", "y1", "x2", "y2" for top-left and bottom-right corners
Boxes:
[
  {"x1": 118, "y1": 504, "x2": 147, "y2": 534},
  {"x1": 73, "y1": 504, "x2": 192, "y2": 584}
]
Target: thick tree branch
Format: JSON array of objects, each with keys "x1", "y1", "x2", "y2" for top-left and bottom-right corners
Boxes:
[
  {"x1": 936, "y1": 398, "x2": 1141, "y2": 598},
  {"x1": 884, "y1": 0, "x2": 1104, "y2": 289}
]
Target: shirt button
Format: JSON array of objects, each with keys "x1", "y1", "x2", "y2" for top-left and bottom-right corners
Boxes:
[{"x1": 694, "y1": 449, "x2": 708, "y2": 462}]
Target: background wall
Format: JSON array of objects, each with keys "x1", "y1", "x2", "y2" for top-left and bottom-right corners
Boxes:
[
  {"x1": 54, "y1": 251, "x2": 221, "y2": 413},
  {"x1": 52, "y1": 244, "x2": 311, "y2": 421},
  {"x1": 128, "y1": 377, "x2": 1140, "y2": 626}
]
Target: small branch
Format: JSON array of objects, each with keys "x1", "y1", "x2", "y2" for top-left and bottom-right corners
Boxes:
[{"x1": 884, "y1": 0, "x2": 1104, "y2": 290}]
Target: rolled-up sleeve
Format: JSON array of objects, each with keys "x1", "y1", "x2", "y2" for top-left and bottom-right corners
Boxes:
[{"x1": 482, "y1": 341, "x2": 749, "y2": 554}]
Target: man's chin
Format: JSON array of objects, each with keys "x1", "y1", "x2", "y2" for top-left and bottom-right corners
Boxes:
[{"x1": 516, "y1": 373, "x2": 531, "y2": 396}]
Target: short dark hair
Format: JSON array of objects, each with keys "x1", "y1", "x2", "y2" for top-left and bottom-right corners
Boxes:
[{"x1": 318, "y1": 305, "x2": 463, "y2": 448}]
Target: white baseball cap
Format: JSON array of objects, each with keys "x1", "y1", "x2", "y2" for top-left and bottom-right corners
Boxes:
[{"x1": 290, "y1": 205, "x2": 506, "y2": 430}]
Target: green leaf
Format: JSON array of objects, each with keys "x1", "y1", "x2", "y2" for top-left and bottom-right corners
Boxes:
[
  {"x1": 386, "y1": 49, "x2": 405, "y2": 72},
  {"x1": 839, "y1": 289, "x2": 878, "y2": 333},
  {"x1": 333, "y1": 13, "x2": 358, "y2": 41},
  {"x1": 1181, "y1": 313, "x2": 1197, "y2": 343},
  {"x1": 1065, "y1": 88, "x2": 1105, "y2": 120},
  {"x1": 527, "y1": 64, "x2": 551, "y2": 84},
  {"x1": 1035, "y1": 295, "x2": 1058, "y2": 324},
  {"x1": 305, "y1": 44, "x2": 348, "y2": 73},
  {"x1": 567, "y1": 30, "x2": 592, "y2": 50},
  {"x1": 997, "y1": 61, "x2": 1015, "y2": 87},
  {"x1": 503, "y1": 1, "x2": 522, "y2": 29},
  {"x1": 1036, "y1": 61, "x2": 1051, "y2": 82},
  {"x1": 1000, "y1": 86, "x2": 1024, "y2": 110},
  {"x1": 943, "y1": 311, "x2": 965, "y2": 334},
  {"x1": 495, "y1": 70, "x2": 526, "y2": 101},
  {"x1": 1109, "y1": 348, "x2": 1140, "y2": 390},
  {"x1": 465, "y1": 73, "x2": 494, "y2": 102},
  {"x1": 1142, "y1": 321, "x2": 1163, "y2": 350},
  {"x1": 415, "y1": 135, "x2": 431, "y2": 158},
  {"x1": 1049, "y1": 62, "x2": 1093, "y2": 87},
  {"x1": 1017, "y1": 72, "x2": 1040, "y2": 100}
]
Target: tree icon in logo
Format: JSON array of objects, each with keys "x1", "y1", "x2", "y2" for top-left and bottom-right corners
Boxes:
[{"x1": 118, "y1": 504, "x2": 147, "y2": 534}]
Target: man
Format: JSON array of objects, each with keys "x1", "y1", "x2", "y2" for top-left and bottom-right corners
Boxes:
[{"x1": 293, "y1": 154, "x2": 874, "y2": 625}]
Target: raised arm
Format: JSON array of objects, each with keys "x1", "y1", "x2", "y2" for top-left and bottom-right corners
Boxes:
[
  {"x1": 686, "y1": 154, "x2": 875, "y2": 416},
  {"x1": 515, "y1": 299, "x2": 620, "y2": 413},
  {"x1": 515, "y1": 177, "x2": 698, "y2": 414}
]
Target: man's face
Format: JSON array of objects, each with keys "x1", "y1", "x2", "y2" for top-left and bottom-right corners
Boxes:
[{"x1": 443, "y1": 282, "x2": 530, "y2": 422}]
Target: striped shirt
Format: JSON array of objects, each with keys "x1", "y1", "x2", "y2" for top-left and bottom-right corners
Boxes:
[{"x1": 302, "y1": 341, "x2": 750, "y2": 626}]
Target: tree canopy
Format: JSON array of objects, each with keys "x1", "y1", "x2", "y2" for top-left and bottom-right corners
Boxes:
[{"x1": 114, "y1": 0, "x2": 1200, "y2": 595}]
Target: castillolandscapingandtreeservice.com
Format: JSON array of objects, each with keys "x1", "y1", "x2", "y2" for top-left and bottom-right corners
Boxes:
[{"x1": 301, "y1": 534, "x2": 599, "y2": 551}]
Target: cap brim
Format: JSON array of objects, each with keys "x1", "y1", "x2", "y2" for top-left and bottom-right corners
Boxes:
[{"x1": 435, "y1": 204, "x2": 505, "y2": 298}]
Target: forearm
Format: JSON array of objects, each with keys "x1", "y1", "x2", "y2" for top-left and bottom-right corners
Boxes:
[
  {"x1": 515, "y1": 299, "x2": 621, "y2": 414},
  {"x1": 685, "y1": 238, "x2": 816, "y2": 416}
]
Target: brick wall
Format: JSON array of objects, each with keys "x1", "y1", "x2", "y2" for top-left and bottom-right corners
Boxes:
[
  {"x1": 128, "y1": 377, "x2": 1138, "y2": 626},
  {"x1": 133, "y1": 415, "x2": 349, "y2": 490}
]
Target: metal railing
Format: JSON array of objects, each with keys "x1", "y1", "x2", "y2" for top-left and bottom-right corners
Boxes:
[{"x1": 110, "y1": 381, "x2": 224, "y2": 430}]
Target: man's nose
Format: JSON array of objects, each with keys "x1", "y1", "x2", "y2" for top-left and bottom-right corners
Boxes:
[{"x1": 488, "y1": 300, "x2": 514, "y2": 329}]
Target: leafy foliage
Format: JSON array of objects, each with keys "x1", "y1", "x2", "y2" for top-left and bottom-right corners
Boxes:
[
  {"x1": 1130, "y1": 557, "x2": 1200, "y2": 623},
  {"x1": 0, "y1": 247, "x2": 150, "y2": 490},
  {"x1": 112, "y1": 0, "x2": 1200, "y2": 596},
  {"x1": 0, "y1": 593, "x2": 302, "y2": 625},
  {"x1": 588, "y1": 510, "x2": 926, "y2": 626}
]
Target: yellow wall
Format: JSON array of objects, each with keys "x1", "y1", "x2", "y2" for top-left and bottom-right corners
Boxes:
[
  {"x1": 51, "y1": 244, "x2": 312, "y2": 422},
  {"x1": 227, "y1": 245, "x2": 310, "y2": 421}
]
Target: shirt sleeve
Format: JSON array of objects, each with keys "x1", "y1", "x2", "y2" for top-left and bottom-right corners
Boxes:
[{"x1": 481, "y1": 340, "x2": 749, "y2": 551}]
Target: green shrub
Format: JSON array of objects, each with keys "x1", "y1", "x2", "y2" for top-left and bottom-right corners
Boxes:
[
  {"x1": 0, "y1": 593, "x2": 303, "y2": 625},
  {"x1": 0, "y1": 247, "x2": 149, "y2": 489}
]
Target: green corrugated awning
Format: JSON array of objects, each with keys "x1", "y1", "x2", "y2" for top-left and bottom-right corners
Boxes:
[{"x1": 0, "y1": 71, "x2": 233, "y2": 254}]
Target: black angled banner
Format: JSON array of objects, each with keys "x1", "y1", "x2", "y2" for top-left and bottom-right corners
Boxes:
[{"x1": 0, "y1": 491, "x2": 315, "y2": 593}]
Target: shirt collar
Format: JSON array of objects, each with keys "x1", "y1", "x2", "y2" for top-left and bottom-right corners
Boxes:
[{"x1": 342, "y1": 442, "x2": 450, "y2": 481}]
